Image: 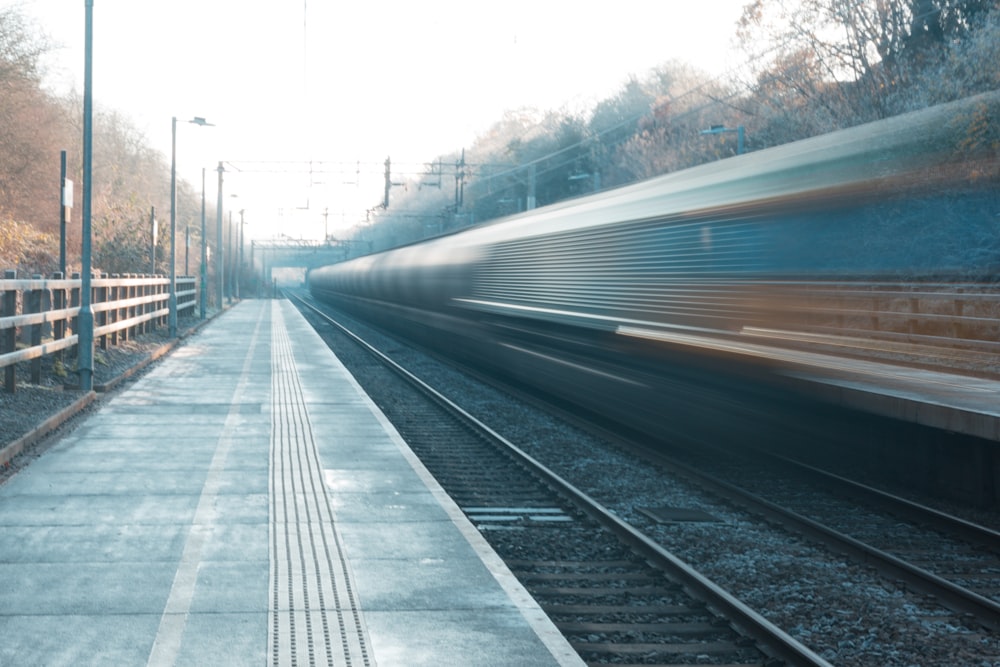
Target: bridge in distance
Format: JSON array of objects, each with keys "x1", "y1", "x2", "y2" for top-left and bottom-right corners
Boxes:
[{"x1": 249, "y1": 237, "x2": 365, "y2": 287}]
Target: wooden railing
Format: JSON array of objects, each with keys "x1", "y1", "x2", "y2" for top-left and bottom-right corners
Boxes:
[{"x1": 0, "y1": 271, "x2": 198, "y2": 391}]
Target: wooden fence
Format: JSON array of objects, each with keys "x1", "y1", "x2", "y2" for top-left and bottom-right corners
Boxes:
[{"x1": 0, "y1": 271, "x2": 197, "y2": 391}]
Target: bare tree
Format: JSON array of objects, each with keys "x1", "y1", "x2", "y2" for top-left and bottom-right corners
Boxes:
[
  {"x1": 737, "y1": 0, "x2": 994, "y2": 126},
  {"x1": 606, "y1": 62, "x2": 741, "y2": 182},
  {"x1": 0, "y1": 6, "x2": 47, "y2": 82},
  {"x1": 0, "y1": 6, "x2": 67, "y2": 274},
  {"x1": 899, "y1": 5, "x2": 1000, "y2": 108}
]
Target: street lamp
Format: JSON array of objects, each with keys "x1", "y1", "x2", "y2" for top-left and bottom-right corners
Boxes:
[
  {"x1": 169, "y1": 115, "x2": 213, "y2": 337},
  {"x1": 235, "y1": 209, "x2": 246, "y2": 300},
  {"x1": 226, "y1": 209, "x2": 233, "y2": 303},
  {"x1": 79, "y1": 0, "x2": 95, "y2": 391},
  {"x1": 224, "y1": 193, "x2": 240, "y2": 304},
  {"x1": 216, "y1": 161, "x2": 225, "y2": 311},
  {"x1": 199, "y1": 167, "x2": 208, "y2": 319},
  {"x1": 700, "y1": 124, "x2": 745, "y2": 155}
]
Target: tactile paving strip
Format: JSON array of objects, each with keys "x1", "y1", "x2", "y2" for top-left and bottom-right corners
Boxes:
[{"x1": 268, "y1": 303, "x2": 372, "y2": 667}]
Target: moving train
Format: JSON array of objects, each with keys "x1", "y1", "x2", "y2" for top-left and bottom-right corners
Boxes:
[{"x1": 310, "y1": 92, "x2": 999, "y2": 450}]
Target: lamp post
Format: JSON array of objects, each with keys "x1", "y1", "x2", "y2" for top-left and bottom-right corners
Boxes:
[
  {"x1": 226, "y1": 209, "x2": 233, "y2": 303},
  {"x1": 237, "y1": 209, "x2": 245, "y2": 300},
  {"x1": 169, "y1": 115, "x2": 213, "y2": 337},
  {"x1": 216, "y1": 161, "x2": 225, "y2": 311},
  {"x1": 149, "y1": 206, "x2": 157, "y2": 275},
  {"x1": 200, "y1": 167, "x2": 207, "y2": 319},
  {"x1": 225, "y1": 194, "x2": 240, "y2": 303},
  {"x1": 700, "y1": 124, "x2": 745, "y2": 155},
  {"x1": 79, "y1": 0, "x2": 95, "y2": 391}
]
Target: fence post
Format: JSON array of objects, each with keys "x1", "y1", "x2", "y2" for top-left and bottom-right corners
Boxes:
[
  {"x1": 70, "y1": 272, "x2": 81, "y2": 370},
  {"x1": 52, "y1": 272, "x2": 65, "y2": 364},
  {"x1": 124, "y1": 275, "x2": 133, "y2": 340},
  {"x1": 128, "y1": 277, "x2": 135, "y2": 338},
  {"x1": 28, "y1": 275, "x2": 42, "y2": 384},
  {"x1": 151, "y1": 277, "x2": 158, "y2": 333},
  {"x1": 143, "y1": 278, "x2": 151, "y2": 335},
  {"x1": 142, "y1": 278, "x2": 150, "y2": 334},
  {"x1": 3, "y1": 269, "x2": 18, "y2": 392},
  {"x1": 110, "y1": 275, "x2": 120, "y2": 346},
  {"x1": 0, "y1": 269, "x2": 17, "y2": 394},
  {"x1": 121, "y1": 276, "x2": 129, "y2": 340},
  {"x1": 156, "y1": 284, "x2": 164, "y2": 327},
  {"x1": 122, "y1": 276, "x2": 130, "y2": 342},
  {"x1": 96, "y1": 274, "x2": 108, "y2": 351}
]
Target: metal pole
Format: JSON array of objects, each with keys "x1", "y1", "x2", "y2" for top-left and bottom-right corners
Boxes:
[
  {"x1": 59, "y1": 150, "x2": 67, "y2": 276},
  {"x1": 200, "y1": 167, "x2": 207, "y2": 318},
  {"x1": 383, "y1": 156, "x2": 391, "y2": 208},
  {"x1": 459, "y1": 148, "x2": 465, "y2": 208},
  {"x1": 226, "y1": 210, "x2": 233, "y2": 303},
  {"x1": 216, "y1": 161, "x2": 224, "y2": 310},
  {"x1": 237, "y1": 209, "x2": 244, "y2": 299},
  {"x1": 737, "y1": 126, "x2": 745, "y2": 155},
  {"x1": 526, "y1": 163, "x2": 536, "y2": 211},
  {"x1": 79, "y1": 0, "x2": 95, "y2": 391},
  {"x1": 168, "y1": 116, "x2": 178, "y2": 337},
  {"x1": 150, "y1": 206, "x2": 157, "y2": 274}
]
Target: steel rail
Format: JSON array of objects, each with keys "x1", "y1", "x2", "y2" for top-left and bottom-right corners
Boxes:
[
  {"x1": 767, "y1": 452, "x2": 1000, "y2": 551},
  {"x1": 591, "y1": 434, "x2": 1000, "y2": 632}
]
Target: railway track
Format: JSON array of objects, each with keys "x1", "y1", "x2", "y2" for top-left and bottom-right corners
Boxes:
[
  {"x1": 631, "y1": 440, "x2": 1000, "y2": 632},
  {"x1": 412, "y1": 306, "x2": 1000, "y2": 635},
  {"x1": 290, "y1": 292, "x2": 829, "y2": 667},
  {"x1": 380, "y1": 302, "x2": 1000, "y2": 634}
]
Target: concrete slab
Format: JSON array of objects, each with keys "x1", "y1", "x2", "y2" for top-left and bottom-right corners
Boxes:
[
  {"x1": 0, "y1": 493, "x2": 199, "y2": 525},
  {"x1": 170, "y1": 612, "x2": 268, "y2": 666},
  {"x1": 364, "y1": 609, "x2": 577, "y2": 667},
  {"x1": 0, "y1": 615, "x2": 162, "y2": 667},
  {"x1": 349, "y1": 555, "x2": 525, "y2": 611},
  {"x1": 329, "y1": 491, "x2": 456, "y2": 523},
  {"x1": 0, "y1": 561, "x2": 177, "y2": 614},
  {"x1": 0, "y1": 524, "x2": 188, "y2": 563}
]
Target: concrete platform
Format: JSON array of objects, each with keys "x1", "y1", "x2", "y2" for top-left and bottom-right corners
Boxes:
[{"x1": 0, "y1": 300, "x2": 583, "y2": 667}]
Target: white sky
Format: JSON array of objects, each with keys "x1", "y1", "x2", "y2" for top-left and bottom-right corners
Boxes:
[{"x1": 8, "y1": 0, "x2": 749, "y2": 238}]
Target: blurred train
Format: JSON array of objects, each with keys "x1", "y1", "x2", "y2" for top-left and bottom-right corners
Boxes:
[{"x1": 310, "y1": 92, "x2": 999, "y2": 451}]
